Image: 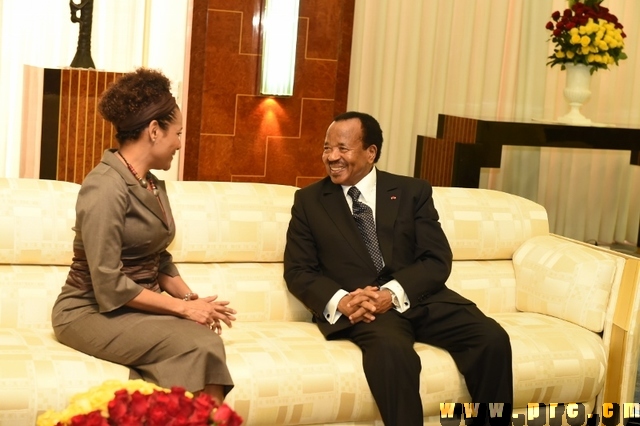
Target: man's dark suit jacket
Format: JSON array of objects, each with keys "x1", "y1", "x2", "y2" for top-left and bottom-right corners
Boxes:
[{"x1": 284, "y1": 170, "x2": 474, "y2": 338}]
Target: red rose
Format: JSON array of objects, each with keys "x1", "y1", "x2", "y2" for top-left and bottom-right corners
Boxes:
[
  {"x1": 192, "y1": 393, "x2": 215, "y2": 411},
  {"x1": 551, "y1": 10, "x2": 561, "y2": 21},
  {"x1": 107, "y1": 391, "x2": 130, "y2": 420},
  {"x1": 168, "y1": 414, "x2": 191, "y2": 426},
  {"x1": 212, "y1": 403, "x2": 243, "y2": 426},
  {"x1": 166, "y1": 393, "x2": 183, "y2": 416},
  {"x1": 129, "y1": 391, "x2": 150, "y2": 417},
  {"x1": 147, "y1": 404, "x2": 167, "y2": 426},
  {"x1": 116, "y1": 414, "x2": 144, "y2": 426},
  {"x1": 69, "y1": 411, "x2": 108, "y2": 426},
  {"x1": 190, "y1": 394, "x2": 216, "y2": 423}
]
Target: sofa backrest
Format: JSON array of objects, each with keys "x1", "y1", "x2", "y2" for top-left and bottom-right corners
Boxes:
[
  {"x1": 0, "y1": 178, "x2": 79, "y2": 330},
  {"x1": 433, "y1": 187, "x2": 550, "y2": 260},
  {"x1": 165, "y1": 181, "x2": 297, "y2": 262},
  {"x1": 0, "y1": 178, "x2": 78, "y2": 265},
  {"x1": 432, "y1": 187, "x2": 550, "y2": 314},
  {"x1": 0, "y1": 178, "x2": 553, "y2": 325},
  {"x1": 0, "y1": 180, "x2": 550, "y2": 266},
  {"x1": 163, "y1": 181, "x2": 310, "y2": 322}
]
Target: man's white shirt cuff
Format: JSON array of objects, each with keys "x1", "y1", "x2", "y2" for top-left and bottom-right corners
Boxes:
[
  {"x1": 381, "y1": 280, "x2": 410, "y2": 313},
  {"x1": 324, "y1": 289, "x2": 349, "y2": 324}
]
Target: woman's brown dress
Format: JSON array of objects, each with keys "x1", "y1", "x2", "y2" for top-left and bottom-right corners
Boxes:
[{"x1": 52, "y1": 149, "x2": 233, "y2": 394}]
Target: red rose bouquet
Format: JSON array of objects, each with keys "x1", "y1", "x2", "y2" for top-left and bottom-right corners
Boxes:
[
  {"x1": 545, "y1": 0, "x2": 627, "y2": 72},
  {"x1": 36, "y1": 380, "x2": 243, "y2": 426}
]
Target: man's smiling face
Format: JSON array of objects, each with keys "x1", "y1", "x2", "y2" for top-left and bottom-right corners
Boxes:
[{"x1": 322, "y1": 118, "x2": 377, "y2": 186}]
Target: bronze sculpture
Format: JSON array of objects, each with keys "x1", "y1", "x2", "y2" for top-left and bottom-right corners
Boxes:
[{"x1": 70, "y1": 0, "x2": 96, "y2": 69}]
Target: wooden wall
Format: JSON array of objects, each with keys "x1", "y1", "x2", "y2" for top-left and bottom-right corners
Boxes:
[
  {"x1": 183, "y1": 0, "x2": 355, "y2": 187},
  {"x1": 38, "y1": 68, "x2": 123, "y2": 184},
  {"x1": 414, "y1": 115, "x2": 478, "y2": 187}
]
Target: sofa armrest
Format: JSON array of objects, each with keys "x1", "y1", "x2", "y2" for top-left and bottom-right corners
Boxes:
[
  {"x1": 517, "y1": 234, "x2": 640, "y2": 405},
  {"x1": 606, "y1": 253, "x2": 640, "y2": 405},
  {"x1": 513, "y1": 235, "x2": 624, "y2": 333}
]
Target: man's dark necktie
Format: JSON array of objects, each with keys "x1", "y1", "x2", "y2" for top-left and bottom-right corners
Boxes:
[{"x1": 347, "y1": 186, "x2": 384, "y2": 272}]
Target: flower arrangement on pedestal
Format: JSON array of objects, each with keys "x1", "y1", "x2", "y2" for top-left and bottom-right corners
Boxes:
[
  {"x1": 545, "y1": 0, "x2": 627, "y2": 125},
  {"x1": 546, "y1": 0, "x2": 627, "y2": 73},
  {"x1": 36, "y1": 379, "x2": 243, "y2": 426}
]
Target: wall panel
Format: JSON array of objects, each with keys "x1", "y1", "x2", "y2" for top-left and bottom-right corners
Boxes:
[{"x1": 184, "y1": 0, "x2": 354, "y2": 187}]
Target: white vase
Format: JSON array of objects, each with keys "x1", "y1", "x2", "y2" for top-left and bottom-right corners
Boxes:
[{"x1": 557, "y1": 63, "x2": 592, "y2": 126}]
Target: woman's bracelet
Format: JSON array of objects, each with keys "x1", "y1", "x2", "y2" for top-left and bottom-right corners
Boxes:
[{"x1": 182, "y1": 292, "x2": 195, "y2": 301}]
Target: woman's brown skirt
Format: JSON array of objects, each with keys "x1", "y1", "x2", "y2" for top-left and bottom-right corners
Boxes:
[{"x1": 54, "y1": 306, "x2": 233, "y2": 395}]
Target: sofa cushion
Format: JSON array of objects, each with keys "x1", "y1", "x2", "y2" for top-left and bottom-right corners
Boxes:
[
  {"x1": 0, "y1": 313, "x2": 607, "y2": 426},
  {"x1": 0, "y1": 328, "x2": 129, "y2": 425},
  {"x1": 178, "y1": 263, "x2": 310, "y2": 322},
  {"x1": 219, "y1": 313, "x2": 605, "y2": 425},
  {"x1": 165, "y1": 181, "x2": 297, "y2": 263},
  {"x1": 433, "y1": 187, "x2": 549, "y2": 261},
  {"x1": 497, "y1": 313, "x2": 606, "y2": 406},
  {"x1": 445, "y1": 260, "x2": 517, "y2": 314},
  {"x1": 513, "y1": 235, "x2": 623, "y2": 332}
]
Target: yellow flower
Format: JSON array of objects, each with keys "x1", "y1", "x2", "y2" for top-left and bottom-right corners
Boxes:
[
  {"x1": 580, "y1": 35, "x2": 591, "y2": 47},
  {"x1": 546, "y1": 3, "x2": 626, "y2": 72},
  {"x1": 36, "y1": 380, "x2": 169, "y2": 426},
  {"x1": 594, "y1": 30, "x2": 604, "y2": 42}
]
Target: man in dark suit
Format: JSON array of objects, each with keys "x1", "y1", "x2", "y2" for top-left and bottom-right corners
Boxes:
[{"x1": 284, "y1": 111, "x2": 513, "y2": 426}]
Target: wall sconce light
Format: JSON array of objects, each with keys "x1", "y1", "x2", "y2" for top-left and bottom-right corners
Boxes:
[{"x1": 259, "y1": 0, "x2": 300, "y2": 96}]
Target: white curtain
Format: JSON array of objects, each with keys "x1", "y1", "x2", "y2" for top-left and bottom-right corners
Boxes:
[
  {"x1": 0, "y1": 0, "x2": 189, "y2": 180},
  {"x1": 348, "y1": 0, "x2": 640, "y2": 245}
]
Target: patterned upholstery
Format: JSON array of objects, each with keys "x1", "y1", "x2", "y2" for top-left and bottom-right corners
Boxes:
[
  {"x1": 220, "y1": 313, "x2": 606, "y2": 425},
  {"x1": 514, "y1": 236, "x2": 624, "y2": 333},
  {"x1": 165, "y1": 181, "x2": 293, "y2": 263},
  {"x1": 0, "y1": 178, "x2": 76, "y2": 265},
  {"x1": 0, "y1": 178, "x2": 636, "y2": 426},
  {"x1": 445, "y1": 260, "x2": 517, "y2": 314},
  {"x1": 433, "y1": 187, "x2": 549, "y2": 260}
]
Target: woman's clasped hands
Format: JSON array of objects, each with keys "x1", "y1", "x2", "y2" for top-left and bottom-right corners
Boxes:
[{"x1": 183, "y1": 293, "x2": 237, "y2": 335}]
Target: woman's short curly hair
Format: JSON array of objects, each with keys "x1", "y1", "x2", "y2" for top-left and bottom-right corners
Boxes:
[{"x1": 98, "y1": 67, "x2": 177, "y2": 144}]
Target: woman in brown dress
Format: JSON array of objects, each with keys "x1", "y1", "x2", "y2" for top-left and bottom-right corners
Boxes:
[{"x1": 52, "y1": 68, "x2": 235, "y2": 403}]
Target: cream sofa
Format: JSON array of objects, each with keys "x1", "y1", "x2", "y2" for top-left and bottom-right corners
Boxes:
[{"x1": 1, "y1": 177, "x2": 640, "y2": 426}]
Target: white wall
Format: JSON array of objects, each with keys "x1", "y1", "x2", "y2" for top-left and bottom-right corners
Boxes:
[{"x1": 0, "y1": 0, "x2": 190, "y2": 180}]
